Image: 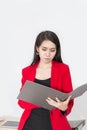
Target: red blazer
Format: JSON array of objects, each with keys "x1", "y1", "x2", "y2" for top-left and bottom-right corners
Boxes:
[{"x1": 18, "y1": 61, "x2": 74, "y2": 130}]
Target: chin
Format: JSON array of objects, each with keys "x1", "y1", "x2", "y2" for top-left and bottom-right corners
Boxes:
[{"x1": 44, "y1": 60, "x2": 52, "y2": 64}]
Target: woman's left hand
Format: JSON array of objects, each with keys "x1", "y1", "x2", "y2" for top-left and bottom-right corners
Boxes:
[{"x1": 46, "y1": 96, "x2": 71, "y2": 111}]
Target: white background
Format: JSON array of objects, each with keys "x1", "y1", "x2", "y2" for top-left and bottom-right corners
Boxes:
[{"x1": 0, "y1": 0, "x2": 87, "y2": 129}]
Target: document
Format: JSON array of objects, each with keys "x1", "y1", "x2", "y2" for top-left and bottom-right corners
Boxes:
[
  {"x1": 0, "y1": 121, "x2": 19, "y2": 128},
  {"x1": 17, "y1": 80, "x2": 87, "y2": 110}
]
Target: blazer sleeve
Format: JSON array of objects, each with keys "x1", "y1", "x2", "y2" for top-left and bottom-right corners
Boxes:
[
  {"x1": 18, "y1": 68, "x2": 41, "y2": 110},
  {"x1": 62, "y1": 65, "x2": 74, "y2": 116}
]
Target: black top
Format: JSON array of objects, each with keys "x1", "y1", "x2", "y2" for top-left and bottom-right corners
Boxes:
[{"x1": 23, "y1": 78, "x2": 52, "y2": 130}]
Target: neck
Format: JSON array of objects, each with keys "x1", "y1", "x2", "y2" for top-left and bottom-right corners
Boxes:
[{"x1": 38, "y1": 61, "x2": 52, "y2": 69}]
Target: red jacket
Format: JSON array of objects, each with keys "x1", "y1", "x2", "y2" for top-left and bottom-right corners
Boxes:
[{"x1": 18, "y1": 61, "x2": 74, "y2": 130}]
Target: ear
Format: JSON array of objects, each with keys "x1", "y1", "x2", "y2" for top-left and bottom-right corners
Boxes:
[{"x1": 36, "y1": 46, "x2": 39, "y2": 52}]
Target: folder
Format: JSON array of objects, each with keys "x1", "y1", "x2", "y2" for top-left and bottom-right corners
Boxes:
[
  {"x1": 0, "y1": 120, "x2": 19, "y2": 129},
  {"x1": 17, "y1": 80, "x2": 87, "y2": 110}
]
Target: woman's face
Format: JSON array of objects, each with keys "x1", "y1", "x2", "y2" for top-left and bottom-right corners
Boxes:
[{"x1": 36, "y1": 40, "x2": 57, "y2": 64}]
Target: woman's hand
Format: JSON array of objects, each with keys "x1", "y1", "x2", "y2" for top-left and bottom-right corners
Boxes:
[{"x1": 46, "y1": 96, "x2": 71, "y2": 111}]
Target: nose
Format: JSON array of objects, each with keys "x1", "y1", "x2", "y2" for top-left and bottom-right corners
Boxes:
[{"x1": 46, "y1": 50, "x2": 50, "y2": 57}]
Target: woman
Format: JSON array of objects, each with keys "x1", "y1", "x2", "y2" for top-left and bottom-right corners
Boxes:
[{"x1": 18, "y1": 30, "x2": 74, "y2": 130}]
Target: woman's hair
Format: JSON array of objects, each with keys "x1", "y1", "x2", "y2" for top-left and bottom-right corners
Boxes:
[{"x1": 31, "y1": 30, "x2": 63, "y2": 65}]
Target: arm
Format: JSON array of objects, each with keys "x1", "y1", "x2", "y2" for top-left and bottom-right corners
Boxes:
[
  {"x1": 46, "y1": 65, "x2": 74, "y2": 115},
  {"x1": 18, "y1": 68, "x2": 41, "y2": 110},
  {"x1": 18, "y1": 100, "x2": 40, "y2": 110},
  {"x1": 62, "y1": 65, "x2": 74, "y2": 115}
]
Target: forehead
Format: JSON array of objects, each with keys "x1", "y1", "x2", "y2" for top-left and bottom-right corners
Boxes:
[{"x1": 40, "y1": 40, "x2": 56, "y2": 48}]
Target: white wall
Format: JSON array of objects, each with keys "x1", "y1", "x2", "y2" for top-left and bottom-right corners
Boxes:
[{"x1": 0, "y1": 0, "x2": 87, "y2": 129}]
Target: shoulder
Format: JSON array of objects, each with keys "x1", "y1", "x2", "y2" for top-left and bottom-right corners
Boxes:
[
  {"x1": 22, "y1": 62, "x2": 38, "y2": 74},
  {"x1": 53, "y1": 61, "x2": 69, "y2": 70},
  {"x1": 22, "y1": 65, "x2": 34, "y2": 73},
  {"x1": 53, "y1": 61, "x2": 71, "y2": 77},
  {"x1": 22, "y1": 65, "x2": 32, "y2": 71}
]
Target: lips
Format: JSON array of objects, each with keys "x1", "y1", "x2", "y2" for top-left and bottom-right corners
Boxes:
[{"x1": 44, "y1": 58, "x2": 51, "y2": 60}]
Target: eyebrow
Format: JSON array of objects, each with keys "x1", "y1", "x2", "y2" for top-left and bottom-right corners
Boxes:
[{"x1": 41, "y1": 46, "x2": 56, "y2": 49}]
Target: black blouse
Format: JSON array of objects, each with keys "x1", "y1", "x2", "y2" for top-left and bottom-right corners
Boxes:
[{"x1": 22, "y1": 78, "x2": 52, "y2": 130}]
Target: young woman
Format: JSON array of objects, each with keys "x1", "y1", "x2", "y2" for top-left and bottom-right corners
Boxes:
[{"x1": 18, "y1": 30, "x2": 74, "y2": 130}]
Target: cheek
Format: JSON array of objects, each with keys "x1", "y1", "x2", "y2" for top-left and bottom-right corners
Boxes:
[
  {"x1": 52, "y1": 52, "x2": 56, "y2": 57},
  {"x1": 39, "y1": 51, "x2": 45, "y2": 57}
]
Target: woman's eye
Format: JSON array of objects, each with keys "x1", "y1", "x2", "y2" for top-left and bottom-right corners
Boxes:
[
  {"x1": 42, "y1": 48, "x2": 56, "y2": 52},
  {"x1": 50, "y1": 50, "x2": 56, "y2": 52},
  {"x1": 42, "y1": 48, "x2": 46, "y2": 51}
]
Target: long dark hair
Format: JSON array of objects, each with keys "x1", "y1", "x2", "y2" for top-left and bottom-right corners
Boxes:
[{"x1": 31, "y1": 30, "x2": 63, "y2": 65}]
